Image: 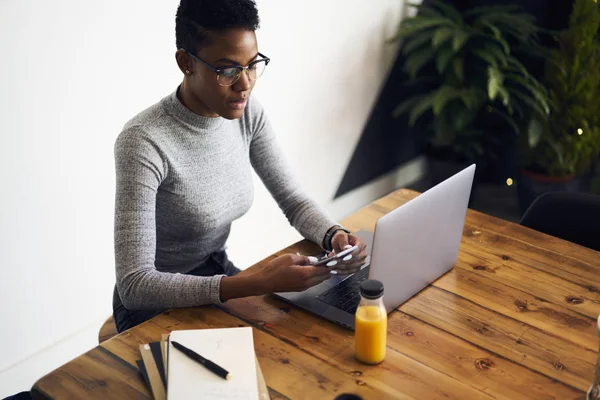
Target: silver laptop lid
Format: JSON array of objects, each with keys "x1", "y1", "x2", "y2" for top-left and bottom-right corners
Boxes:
[{"x1": 369, "y1": 164, "x2": 475, "y2": 312}]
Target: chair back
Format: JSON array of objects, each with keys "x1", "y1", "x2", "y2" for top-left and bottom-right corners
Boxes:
[{"x1": 520, "y1": 192, "x2": 600, "y2": 252}]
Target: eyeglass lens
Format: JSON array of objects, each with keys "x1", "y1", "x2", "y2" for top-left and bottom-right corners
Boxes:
[{"x1": 217, "y1": 60, "x2": 267, "y2": 86}]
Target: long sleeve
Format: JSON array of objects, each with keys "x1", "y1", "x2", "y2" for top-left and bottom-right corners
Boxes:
[
  {"x1": 248, "y1": 100, "x2": 338, "y2": 248},
  {"x1": 114, "y1": 129, "x2": 224, "y2": 310}
]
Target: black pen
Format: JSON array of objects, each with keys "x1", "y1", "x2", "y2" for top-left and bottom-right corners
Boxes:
[{"x1": 171, "y1": 341, "x2": 231, "y2": 380}]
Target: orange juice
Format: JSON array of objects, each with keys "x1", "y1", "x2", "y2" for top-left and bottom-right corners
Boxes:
[{"x1": 355, "y1": 305, "x2": 387, "y2": 364}]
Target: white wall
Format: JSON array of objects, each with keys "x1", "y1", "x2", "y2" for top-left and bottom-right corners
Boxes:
[{"x1": 0, "y1": 0, "x2": 414, "y2": 392}]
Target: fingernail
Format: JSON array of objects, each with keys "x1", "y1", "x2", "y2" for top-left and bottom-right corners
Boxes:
[
  {"x1": 343, "y1": 245, "x2": 352, "y2": 249},
  {"x1": 342, "y1": 254, "x2": 353, "y2": 261},
  {"x1": 330, "y1": 270, "x2": 338, "y2": 275},
  {"x1": 308, "y1": 256, "x2": 318, "y2": 264}
]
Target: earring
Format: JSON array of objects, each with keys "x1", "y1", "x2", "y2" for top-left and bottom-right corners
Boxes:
[{"x1": 185, "y1": 70, "x2": 190, "y2": 75}]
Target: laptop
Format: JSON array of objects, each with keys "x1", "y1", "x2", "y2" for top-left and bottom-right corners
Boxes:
[{"x1": 274, "y1": 164, "x2": 476, "y2": 330}]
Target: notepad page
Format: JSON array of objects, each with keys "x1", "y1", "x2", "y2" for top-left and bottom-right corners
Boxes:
[{"x1": 168, "y1": 327, "x2": 258, "y2": 400}]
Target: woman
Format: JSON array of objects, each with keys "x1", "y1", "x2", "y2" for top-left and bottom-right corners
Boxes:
[{"x1": 112, "y1": 0, "x2": 367, "y2": 332}]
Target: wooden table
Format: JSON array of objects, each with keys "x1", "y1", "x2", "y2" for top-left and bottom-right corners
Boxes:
[{"x1": 32, "y1": 189, "x2": 600, "y2": 399}]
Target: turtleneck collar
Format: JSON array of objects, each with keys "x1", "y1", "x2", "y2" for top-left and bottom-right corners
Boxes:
[{"x1": 162, "y1": 86, "x2": 225, "y2": 130}]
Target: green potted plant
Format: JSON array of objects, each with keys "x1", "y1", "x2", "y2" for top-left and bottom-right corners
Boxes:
[
  {"x1": 518, "y1": 0, "x2": 600, "y2": 213},
  {"x1": 391, "y1": 0, "x2": 550, "y2": 185}
]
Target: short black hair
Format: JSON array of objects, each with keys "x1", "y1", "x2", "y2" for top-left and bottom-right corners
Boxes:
[{"x1": 175, "y1": 0, "x2": 260, "y2": 52}]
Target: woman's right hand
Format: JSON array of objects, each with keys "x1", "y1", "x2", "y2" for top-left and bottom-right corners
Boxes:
[
  {"x1": 257, "y1": 254, "x2": 332, "y2": 293},
  {"x1": 220, "y1": 254, "x2": 331, "y2": 302}
]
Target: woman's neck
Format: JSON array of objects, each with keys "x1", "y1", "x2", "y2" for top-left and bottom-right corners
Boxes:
[{"x1": 177, "y1": 80, "x2": 219, "y2": 118}]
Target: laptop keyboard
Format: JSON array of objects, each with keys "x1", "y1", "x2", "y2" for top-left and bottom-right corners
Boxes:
[{"x1": 316, "y1": 268, "x2": 369, "y2": 314}]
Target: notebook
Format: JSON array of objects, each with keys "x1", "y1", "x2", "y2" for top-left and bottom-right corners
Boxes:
[
  {"x1": 167, "y1": 327, "x2": 259, "y2": 400},
  {"x1": 139, "y1": 343, "x2": 166, "y2": 400}
]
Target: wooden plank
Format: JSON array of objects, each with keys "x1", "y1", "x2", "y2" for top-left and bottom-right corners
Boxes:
[
  {"x1": 388, "y1": 312, "x2": 582, "y2": 400},
  {"x1": 32, "y1": 346, "x2": 152, "y2": 400},
  {"x1": 400, "y1": 285, "x2": 596, "y2": 391},
  {"x1": 456, "y1": 242, "x2": 600, "y2": 319},
  {"x1": 465, "y1": 204, "x2": 600, "y2": 268},
  {"x1": 149, "y1": 307, "x2": 489, "y2": 400},
  {"x1": 219, "y1": 294, "x2": 581, "y2": 399},
  {"x1": 460, "y1": 223, "x2": 600, "y2": 292},
  {"x1": 434, "y1": 267, "x2": 598, "y2": 351}
]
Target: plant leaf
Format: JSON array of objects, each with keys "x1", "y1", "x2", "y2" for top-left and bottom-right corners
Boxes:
[
  {"x1": 453, "y1": 106, "x2": 478, "y2": 132},
  {"x1": 482, "y1": 21, "x2": 502, "y2": 39},
  {"x1": 425, "y1": 0, "x2": 463, "y2": 24},
  {"x1": 504, "y1": 73, "x2": 550, "y2": 114},
  {"x1": 432, "y1": 86, "x2": 460, "y2": 115},
  {"x1": 404, "y1": 46, "x2": 437, "y2": 78},
  {"x1": 435, "y1": 47, "x2": 454, "y2": 74},
  {"x1": 408, "y1": 93, "x2": 435, "y2": 126},
  {"x1": 472, "y1": 49, "x2": 498, "y2": 68},
  {"x1": 485, "y1": 45, "x2": 509, "y2": 67},
  {"x1": 506, "y1": 57, "x2": 529, "y2": 77},
  {"x1": 452, "y1": 31, "x2": 470, "y2": 52},
  {"x1": 487, "y1": 67, "x2": 504, "y2": 100},
  {"x1": 497, "y1": 86, "x2": 511, "y2": 109},
  {"x1": 392, "y1": 95, "x2": 423, "y2": 118},
  {"x1": 459, "y1": 88, "x2": 480, "y2": 109},
  {"x1": 479, "y1": 33, "x2": 510, "y2": 54},
  {"x1": 389, "y1": 17, "x2": 452, "y2": 42},
  {"x1": 452, "y1": 57, "x2": 464, "y2": 82},
  {"x1": 511, "y1": 88, "x2": 548, "y2": 118},
  {"x1": 527, "y1": 118, "x2": 543, "y2": 147},
  {"x1": 432, "y1": 27, "x2": 454, "y2": 48},
  {"x1": 402, "y1": 31, "x2": 435, "y2": 55},
  {"x1": 407, "y1": 2, "x2": 444, "y2": 18}
]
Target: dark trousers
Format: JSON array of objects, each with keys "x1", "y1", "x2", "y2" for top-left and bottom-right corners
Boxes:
[{"x1": 112, "y1": 251, "x2": 241, "y2": 333}]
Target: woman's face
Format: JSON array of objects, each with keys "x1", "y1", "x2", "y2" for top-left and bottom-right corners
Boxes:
[{"x1": 179, "y1": 28, "x2": 259, "y2": 120}]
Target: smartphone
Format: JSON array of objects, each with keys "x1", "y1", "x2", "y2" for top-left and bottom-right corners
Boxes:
[{"x1": 312, "y1": 245, "x2": 359, "y2": 266}]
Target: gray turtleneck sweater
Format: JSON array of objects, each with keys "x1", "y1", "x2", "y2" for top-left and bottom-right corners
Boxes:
[{"x1": 114, "y1": 89, "x2": 337, "y2": 310}]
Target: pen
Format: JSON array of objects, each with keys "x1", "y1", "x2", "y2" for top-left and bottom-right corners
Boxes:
[{"x1": 171, "y1": 341, "x2": 231, "y2": 380}]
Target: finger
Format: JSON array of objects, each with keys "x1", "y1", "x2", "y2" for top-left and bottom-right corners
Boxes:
[
  {"x1": 350, "y1": 250, "x2": 368, "y2": 263},
  {"x1": 334, "y1": 253, "x2": 366, "y2": 272},
  {"x1": 332, "y1": 232, "x2": 350, "y2": 253},
  {"x1": 333, "y1": 267, "x2": 360, "y2": 276},
  {"x1": 289, "y1": 254, "x2": 312, "y2": 266},
  {"x1": 350, "y1": 236, "x2": 367, "y2": 255},
  {"x1": 339, "y1": 249, "x2": 367, "y2": 266},
  {"x1": 302, "y1": 265, "x2": 332, "y2": 277},
  {"x1": 333, "y1": 264, "x2": 362, "y2": 274}
]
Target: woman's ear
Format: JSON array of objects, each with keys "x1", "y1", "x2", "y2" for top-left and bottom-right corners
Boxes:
[{"x1": 175, "y1": 49, "x2": 193, "y2": 75}]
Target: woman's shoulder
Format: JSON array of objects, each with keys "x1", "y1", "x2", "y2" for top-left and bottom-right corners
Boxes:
[
  {"x1": 122, "y1": 95, "x2": 170, "y2": 133},
  {"x1": 116, "y1": 94, "x2": 174, "y2": 145}
]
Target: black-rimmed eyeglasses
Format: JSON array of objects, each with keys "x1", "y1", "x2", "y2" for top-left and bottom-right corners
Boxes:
[{"x1": 181, "y1": 48, "x2": 270, "y2": 87}]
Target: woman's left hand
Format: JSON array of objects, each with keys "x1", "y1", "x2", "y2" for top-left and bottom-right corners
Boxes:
[{"x1": 329, "y1": 231, "x2": 368, "y2": 276}]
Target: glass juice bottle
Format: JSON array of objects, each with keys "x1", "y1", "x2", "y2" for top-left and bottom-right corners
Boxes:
[{"x1": 354, "y1": 279, "x2": 387, "y2": 364}]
